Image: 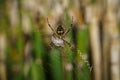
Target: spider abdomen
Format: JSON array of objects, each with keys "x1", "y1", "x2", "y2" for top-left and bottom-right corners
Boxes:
[{"x1": 51, "y1": 36, "x2": 64, "y2": 47}]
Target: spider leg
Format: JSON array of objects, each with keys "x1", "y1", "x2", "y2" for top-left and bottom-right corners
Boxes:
[
  {"x1": 71, "y1": 16, "x2": 73, "y2": 27},
  {"x1": 62, "y1": 38, "x2": 71, "y2": 47},
  {"x1": 62, "y1": 38, "x2": 75, "y2": 50},
  {"x1": 48, "y1": 42, "x2": 52, "y2": 48},
  {"x1": 63, "y1": 16, "x2": 73, "y2": 37},
  {"x1": 62, "y1": 28, "x2": 70, "y2": 37},
  {"x1": 47, "y1": 18, "x2": 55, "y2": 32},
  {"x1": 47, "y1": 18, "x2": 59, "y2": 37}
]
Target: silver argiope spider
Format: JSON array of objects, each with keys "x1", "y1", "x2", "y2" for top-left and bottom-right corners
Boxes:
[{"x1": 47, "y1": 17, "x2": 74, "y2": 49}]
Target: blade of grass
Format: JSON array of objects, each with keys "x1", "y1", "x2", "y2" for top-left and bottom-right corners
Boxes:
[
  {"x1": 30, "y1": 27, "x2": 46, "y2": 80},
  {"x1": 49, "y1": 48, "x2": 63, "y2": 80}
]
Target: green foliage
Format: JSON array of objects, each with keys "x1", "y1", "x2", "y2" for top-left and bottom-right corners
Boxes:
[
  {"x1": 3, "y1": 3, "x2": 90, "y2": 80},
  {"x1": 77, "y1": 26, "x2": 89, "y2": 53},
  {"x1": 30, "y1": 61, "x2": 46, "y2": 80},
  {"x1": 49, "y1": 49, "x2": 63, "y2": 80}
]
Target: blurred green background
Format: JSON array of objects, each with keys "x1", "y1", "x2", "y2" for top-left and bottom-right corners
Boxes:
[{"x1": 0, "y1": 0, "x2": 120, "y2": 80}]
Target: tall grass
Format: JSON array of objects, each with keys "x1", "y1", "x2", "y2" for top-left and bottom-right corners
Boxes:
[{"x1": 0, "y1": 1, "x2": 91, "y2": 80}]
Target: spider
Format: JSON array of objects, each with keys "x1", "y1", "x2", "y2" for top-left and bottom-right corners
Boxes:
[{"x1": 47, "y1": 17, "x2": 74, "y2": 49}]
